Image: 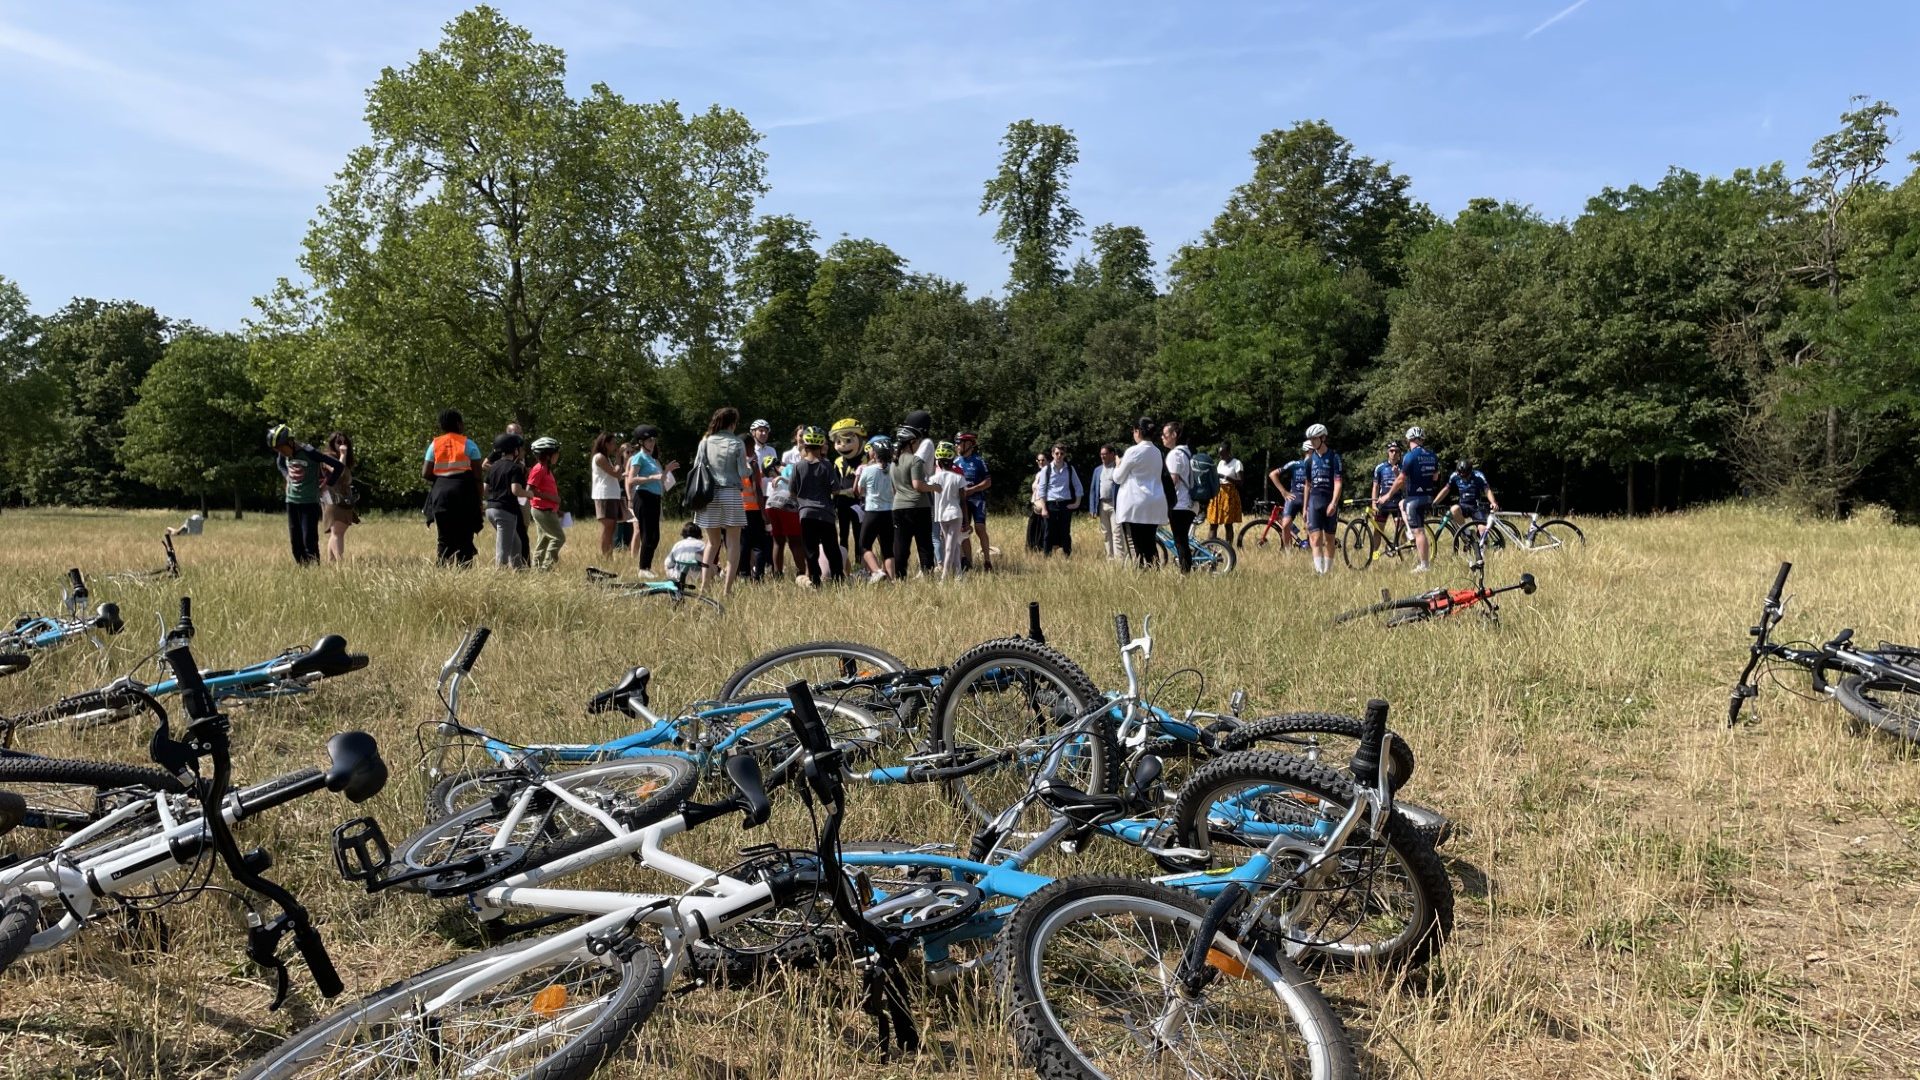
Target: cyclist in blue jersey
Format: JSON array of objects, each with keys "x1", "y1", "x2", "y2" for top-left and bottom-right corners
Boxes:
[
  {"x1": 1436, "y1": 458, "x2": 1500, "y2": 557},
  {"x1": 1300, "y1": 423, "x2": 1343, "y2": 574},
  {"x1": 1266, "y1": 442, "x2": 1310, "y2": 550},
  {"x1": 1382, "y1": 426, "x2": 1440, "y2": 572},
  {"x1": 953, "y1": 431, "x2": 993, "y2": 572},
  {"x1": 1368, "y1": 439, "x2": 1404, "y2": 562}
]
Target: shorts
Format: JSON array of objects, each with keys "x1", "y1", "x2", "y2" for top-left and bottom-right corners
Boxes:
[
  {"x1": 322, "y1": 502, "x2": 358, "y2": 529},
  {"x1": 1402, "y1": 496, "x2": 1433, "y2": 529},
  {"x1": 1372, "y1": 499, "x2": 1401, "y2": 524},
  {"x1": 767, "y1": 507, "x2": 802, "y2": 539},
  {"x1": 1282, "y1": 496, "x2": 1302, "y2": 519},
  {"x1": 1305, "y1": 497, "x2": 1337, "y2": 533},
  {"x1": 967, "y1": 496, "x2": 988, "y2": 525},
  {"x1": 1457, "y1": 506, "x2": 1489, "y2": 526},
  {"x1": 594, "y1": 498, "x2": 624, "y2": 521}
]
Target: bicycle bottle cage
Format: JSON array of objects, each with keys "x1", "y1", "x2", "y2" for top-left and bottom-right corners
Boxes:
[{"x1": 587, "y1": 667, "x2": 651, "y2": 713}]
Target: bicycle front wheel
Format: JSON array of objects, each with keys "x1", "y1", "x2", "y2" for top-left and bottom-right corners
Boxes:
[
  {"x1": 1198, "y1": 538, "x2": 1236, "y2": 574},
  {"x1": 1167, "y1": 751, "x2": 1453, "y2": 971},
  {"x1": 1529, "y1": 518, "x2": 1585, "y2": 551},
  {"x1": 1000, "y1": 875, "x2": 1356, "y2": 1080},
  {"x1": 930, "y1": 637, "x2": 1108, "y2": 834},
  {"x1": 1834, "y1": 674, "x2": 1920, "y2": 744},
  {"x1": 1339, "y1": 520, "x2": 1371, "y2": 571},
  {"x1": 1217, "y1": 712, "x2": 1417, "y2": 792},
  {"x1": 238, "y1": 937, "x2": 666, "y2": 1080},
  {"x1": 0, "y1": 755, "x2": 179, "y2": 840}
]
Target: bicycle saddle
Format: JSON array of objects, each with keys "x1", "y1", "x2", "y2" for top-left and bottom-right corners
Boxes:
[
  {"x1": 287, "y1": 635, "x2": 369, "y2": 679},
  {"x1": 322, "y1": 731, "x2": 388, "y2": 803},
  {"x1": 1037, "y1": 756, "x2": 1164, "y2": 825},
  {"x1": 93, "y1": 603, "x2": 124, "y2": 635},
  {"x1": 0, "y1": 790, "x2": 24, "y2": 836},
  {"x1": 587, "y1": 667, "x2": 651, "y2": 714}
]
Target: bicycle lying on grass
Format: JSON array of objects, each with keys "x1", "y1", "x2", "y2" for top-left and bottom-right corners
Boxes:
[
  {"x1": 102, "y1": 531, "x2": 181, "y2": 585},
  {"x1": 584, "y1": 566, "x2": 724, "y2": 615},
  {"x1": 1, "y1": 569, "x2": 123, "y2": 657},
  {"x1": 1334, "y1": 563, "x2": 1538, "y2": 627},
  {"x1": 259, "y1": 683, "x2": 1361, "y2": 1079},
  {"x1": 0, "y1": 599, "x2": 369, "y2": 751},
  {"x1": 0, "y1": 643, "x2": 387, "y2": 1006},
  {"x1": 1729, "y1": 561, "x2": 1920, "y2": 743}
]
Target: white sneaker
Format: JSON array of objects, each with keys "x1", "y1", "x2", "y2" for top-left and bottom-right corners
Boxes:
[
  {"x1": 637, "y1": 569, "x2": 657, "y2": 579},
  {"x1": 868, "y1": 570, "x2": 887, "y2": 583},
  {"x1": 1412, "y1": 563, "x2": 1431, "y2": 574}
]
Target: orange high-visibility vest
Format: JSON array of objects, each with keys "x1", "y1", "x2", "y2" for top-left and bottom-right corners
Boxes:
[{"x1": 430, "y1": 433, "x2": 474, "y2": 478}]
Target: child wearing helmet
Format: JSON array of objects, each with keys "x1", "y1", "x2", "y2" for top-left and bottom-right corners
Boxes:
[
  {"x1": 268, "y1": 424, "x2": 344, "y2": 567},
  {"x1": 526, "y1": 436, "x2": 567, "y2": 570},
  {"x1": 829, "y1": 418, "x2": 866, "y2": 561},
  {"x1": 855, "y1": 436, "x2": 897, "y2": 580},
  {"x1": 784, "y1": 425, "x2": 845, "y2": 585},
  {"x1": 665, "y1": 521, "x2": 706, "y2": 585},
  {"x1": 929, "y1": 441, "x2": 969, "y2": 578}
]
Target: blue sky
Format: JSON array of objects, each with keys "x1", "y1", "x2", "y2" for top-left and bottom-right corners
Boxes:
[{"x1": 3, "y1": 1, "x2": 1917, "y2": 330}]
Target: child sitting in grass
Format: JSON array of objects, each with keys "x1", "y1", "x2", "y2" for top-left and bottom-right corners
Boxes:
[{"x1": 665, "y1": 521, "x2": 706, "y2": 586}]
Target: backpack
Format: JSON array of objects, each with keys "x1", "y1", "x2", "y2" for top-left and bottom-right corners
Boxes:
[{"x1": 1189, "y1": 451, "x2": 1219, "y2": 504}]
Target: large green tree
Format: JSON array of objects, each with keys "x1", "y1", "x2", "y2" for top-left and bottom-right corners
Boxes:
[
  {"x1": 0, "y1": 276, "x2": 57, "y2": 505},
  {"x1": 981, "y1": 120, "x2": 1084, "y2": 294},
  {"x1": 121, "y1": 331, "x2": 270, "y2": 515},
  {"x1": 251, "y1": 5, "x2": 767, "y2": 496},
  {"x1": 23, "y1": 299, "x2": 169, "y2": 506}
]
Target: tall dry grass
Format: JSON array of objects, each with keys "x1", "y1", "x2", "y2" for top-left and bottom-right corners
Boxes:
[{"x1": 1, "y1": 505, "x2": 1916, "y2": 1078}]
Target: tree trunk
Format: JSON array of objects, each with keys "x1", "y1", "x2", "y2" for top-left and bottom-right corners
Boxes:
[
  {"x1": 232, "y1": 483, "x2": 244, "y2": 521},
  {"x1": 1824, "y1": 404, "x2": 1840, "y2": 515},
  {"x1": 1625, "y1": 463, "x2": 1637, "y2": 517},
  {"x1": 1558, "y1": 460, "x2": 1568, "y2": 515},
  {"x1": 1653, "y1": 456, "x2": 1665, "y2": 513}
]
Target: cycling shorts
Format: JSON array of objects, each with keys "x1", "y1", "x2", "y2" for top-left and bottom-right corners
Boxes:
[
  {"x1": 1305, "y1": 497, "x2": 1337, "y2": 534},
  {"x1": 967, "y1": 495, "x2": 988, "y2": 524},
  {"x1": 1402, "y1": 496, "x2": 1433, "y2": 529},
  {"x1": 1371, "y1": 498, "x2": 1402, "y2": 524},
  {"x1": 1282, "y1": 496, "x2": 1302, "y2": 519}
]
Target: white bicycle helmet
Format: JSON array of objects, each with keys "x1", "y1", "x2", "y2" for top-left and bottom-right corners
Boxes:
[
  {"x1": 1305, "y1": 423, "x2": 1329, "y2": 439},
  {"x1": 1405, "y1": 426, "x2": 1425, "y2": 441}
]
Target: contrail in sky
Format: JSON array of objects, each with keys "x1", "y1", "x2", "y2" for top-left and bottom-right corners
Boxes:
[{"x1": 1524, "y1": 0, "x2": 1592, "y2": 39}]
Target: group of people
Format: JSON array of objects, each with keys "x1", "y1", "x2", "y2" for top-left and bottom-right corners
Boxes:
[{"x1": 267, "y1": 409, "x2": 1501, "y2": 583}]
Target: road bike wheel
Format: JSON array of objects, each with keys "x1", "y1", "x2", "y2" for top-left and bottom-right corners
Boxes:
[
  {"x1": 1528, "y1": 519, "x2": 1585, "y2": 551},
  {"x1": 1217, "y1": 712, "x2": 1417, "y2": 792},
  {"x1": 929, "y1": 637, "x2": 1109, "y2": 835},
  {"x1": 1166, "y1": 751, "x2": 1453, "y2": 971},
  {"x1": 1235, "y1": 519, "x2": 1289, "y2": 561},
  {"x1": 0, "y1": 756, "x2": 181, "y2": 840},
  {"x1": 1000, "y1": 875, "x2": 1356, "y2": 1080},
  {"x1": 719, "y1": 641, "x2": 909, "y2": 702},
  {"x1": 1452, "y1": 522, "x2": 1494, "y2": 559},
  {"x1": 397, "y1": 756, "x2": 701, "y2": 893},
  {"x1": 1834, "y1": 674, "x2": 1920, "y2": 744},
  {"x1": 238, "y1": 936, "x2": 666, "y2": 1080},
  {"x1": 1339, "y1": 520, "x2": 1372, "y2": 570},
  {"x1": 1198, "y1": 538, "x2": 1236, "y2": 574}
]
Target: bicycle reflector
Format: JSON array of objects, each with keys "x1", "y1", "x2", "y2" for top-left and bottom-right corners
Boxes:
[
  {"x1": 1206, "y1": 948, "x2": 1252, "y2": 980},
  {"x1": 531, "y1": 984, "x2": 569, "y2": 1016}
]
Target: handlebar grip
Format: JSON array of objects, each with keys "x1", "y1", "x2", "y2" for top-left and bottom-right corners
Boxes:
[
  {"x1": 783, "y1": 679, "x2": 832, "y2": 754},
  {"x1": 1769, "y1": 562, "x2": 1791, "y2": 604},
  {"x1": 1027, "y1": 601, "x2": 1045, "y2": 644},
  {"x1": 163, "y1": 644, "x2": 217, "y2": 721},
  {"x1": 1114, "y1": 614, "x2": 1130, "y2": 647},
  {"x1": 67, "y1": 568, "x2": 84, "y2": 594},
  {"x1": 457, "y1": 628, "x2": 491, "y2": 673},
  {"x1": 178, "y1": 597, "x2": 191, "y2": 622},
  {"x1": 1348, "y1": 699, "x2": 1389, "y2": 782},
  {"x1": 292, "y1": 922, "x2": 344, "y2": 998}
]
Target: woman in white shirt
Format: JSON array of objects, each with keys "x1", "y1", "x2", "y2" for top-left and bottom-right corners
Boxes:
[
  {"x1": 589, "y1": 431, "x2": 626, "y2": 559},
  {"x1": 1161, "y1": 420, "x2": 1195, "y2": 573},
  {"x1": 1112, "y1": 417, "x2": 1168, "y2": 567}
]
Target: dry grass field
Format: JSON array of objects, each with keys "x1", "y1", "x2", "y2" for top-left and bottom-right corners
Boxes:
[{"x1": 1, "y1": 504, "x2": 1916, "y2": 1079}]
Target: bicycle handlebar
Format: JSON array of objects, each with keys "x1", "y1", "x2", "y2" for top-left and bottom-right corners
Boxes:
[
  {"x1": 1769, "y1": 562, "x2": 1791, "y2": 606},
  {"x1": 1114, "y1": 614, "x2": 1130, "y2": 648},
  {"x1": 67, "y1": 568, "x2": 85, "y2": 599},
  {"x1": 163, "y1": 645, "x2": 217, "y2": 723},
  {"x1": 457, "y1": 627, "x2": 490, "y2": 674}
]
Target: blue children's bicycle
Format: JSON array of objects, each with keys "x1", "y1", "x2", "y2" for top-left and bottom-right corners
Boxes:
[
  {"x1": 584, "y1": 565, "x2": 723, "y2": 614},
  {"x1": 1, "y1": 569, "x2": 123, "y2": 658}
]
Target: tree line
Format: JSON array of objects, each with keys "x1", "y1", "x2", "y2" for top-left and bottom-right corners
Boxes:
[{"x1": 2, "y1": 7, "x2": 1916, "y2": 519}]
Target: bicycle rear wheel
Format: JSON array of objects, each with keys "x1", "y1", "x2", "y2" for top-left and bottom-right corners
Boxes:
[
  {"x1": 719, "y1": 641, "x2": 909, "y2": 702},
  {"x1": 1834, "y1": 674, "x2": 1920, "y2": 744},
  {"x1": 0, "y1": 756, "x2": 180, "y2": 839},
  {"x1": 1339, "y1": 521, "x2": 1372, "y2": 570},
  {"x1": 1235, "y1": 519, "x2": 1289, "y2": 561},
  {"x1": 1000, "y1": 875, "x2": 1356, "y2": 1080},
  {"x1": 1198, "y1": 538, "x2": 1236, "y2": 574},
  {"x1": 1332, "y1": 596, "x2": 1428, "y2": 626},
  {"x1": 1217, "y1": 712, "x2": 1417, "y2": 792},
  {"x1": 1528, "y1": 518, "x2": 1585, "y2": 551},
  {"x1": 239, "y1": 936, "x2": 665, "y2": 1080}
]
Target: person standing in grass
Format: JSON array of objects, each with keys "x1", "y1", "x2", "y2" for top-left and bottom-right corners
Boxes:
[
  {"x1": 1113, "y1": 417, "x2": 1168, "y2": 567},
  {"x1": 319, "y1": 431, "x2": 359, "y2": 563},
  {"x1": 929, "y1": 441, "x2": 970, "y2": 578},
  {"x1": 953, "y1": 432, "x2": 993, "y2": 572},
  {"x1": 626, "y1": 425, "x2": 677, "y2": 577},
  {"x1": 888, "y1": 421, "x2": 938, "y2": 577},
  {"x1": 484, "y1": 433, "x2": 531, "y2": 568},
  {"x1": 269, "y1": 424, "x2": 342, "y2": 567},
  {"x1": 829, "y1": 418, "x2": 867, "y2": 564},
  {"x1": 786, "y1": 425, "x2": 845, "y2": 586},
  {"x1": 693, "y1": 407, "x2": 753, "y2": 597},
  {"x1": 1036, "y1": 443, "x2": 1083, "y2": 558},
  {"x1": 589, "y1": 432, "x2": 626, "y2": 561},
  {"x1": 526, "y1": 436, "x2": 567, "y2": 570},
  {"x1": 1089, "y1": 443, "x2": 1124, "y2": 559},
  {"x1": 1206, "y1": 442, "x2": 1244, "y2": 545},
  {"x1": 1301, "y1": 423, "x2": 1343, "y2": 575},
  {"x1": 1384, "y1": 426, "x2": 1440, "y2": 573},
  {"x1": 855, "y1": 435, "x2": 896, "y2": 581},
  {"x1": 422, "y1": 408, "x2": 484, "y2": 566},
  {"x1": 1161, "y1": 420, "x2": 1196, "y2": 573}
]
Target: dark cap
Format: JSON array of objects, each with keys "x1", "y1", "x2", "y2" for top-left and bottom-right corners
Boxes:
[
  {"x1": 493, "y1": 432, "x2": 524, "y2": 453},
  {"x1": 903, "y1": 409, "x2": 931, "y2": 433},
  {"x1": 631, "y1": 424, "x2": 659, "y2": 442}
]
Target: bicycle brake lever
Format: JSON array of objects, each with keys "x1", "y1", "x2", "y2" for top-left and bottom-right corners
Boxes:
[{"x1": 245, "y1": 913, "x2": 295, "y2": 1010}]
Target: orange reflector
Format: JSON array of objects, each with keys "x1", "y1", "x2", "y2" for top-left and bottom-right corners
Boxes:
[
  {"x1": 1206, "y1": 948, "x2": 1251, "y2": 980},
  {"x1": 531, "y1": 985, "x2": 569, "y2": 1015}
]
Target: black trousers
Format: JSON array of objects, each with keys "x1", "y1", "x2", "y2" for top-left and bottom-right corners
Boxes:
[
  {"x1": 1124, "y1": 522, "x2": 1160, "y2": 568},
  {"x1": 287, "y1": 502, "x2": 322, "y2": 565},
  {"x1": 859, "y1": 509, "x2": 894, "y2": 561},
  {"x1": 800, "y1": 516, "x2": 845, "y2": 584},
  {"x1": 1168, "y1": 509, "x2": 1196, "y2": 573},
  {"x1": 634, "y1": 489, "x2": 662, "y2": 571},
  {"x1": 892, "y1": 505, "x2": 935, "y2": 575},
  {"x1": 435, "y1": 513, "x2": 477, "y2": 566},
  {"x1": 1026, "y1": 510, "x2": 1045, "y2": 551},
  {"x1": 1043, "y1": 501, "x2": 1074, "y2": 556},
  {"x1": 513, "y1": 507, "x2": 531, "y2": 568},
  {"x1": 836, "y1": 501, "x2": 860, "y2": 554},
  {"x1": 743, "y1": 509, "x2": 769, "y2": 580}
]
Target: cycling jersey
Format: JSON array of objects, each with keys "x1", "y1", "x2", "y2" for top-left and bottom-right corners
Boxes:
[
  {"x1": 1453, "y1": 469, "x2": 1491, "y2": 511},
  {"x1": 1277, "y1": 460, "x2": 1305, "y2": 497},
  {"x1": 1373, "y1": 460, "x2": 1401, "y2": 502},
  {"x1": 1304, "y1": 451, "x2": 1342, "y2": 499},
  {"x1": 1399, "y1": 446, "x2": 1438, "y2": 497}
]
